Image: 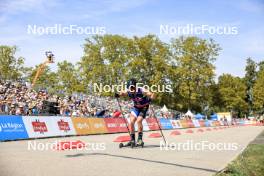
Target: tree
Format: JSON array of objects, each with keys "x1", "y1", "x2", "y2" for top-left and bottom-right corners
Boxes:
[
  {"x1": 79, "y1": 35, "x2": 133, "y2": 95},
  {"x1": 129, "y1": 35, "x2": 171, "y2": 105},
  {"x1": 170, "y1": 36, "x2": 221, "y2": 111},
  {"x1": 79, "y1": 34, "x2": 171, "y2": 100},
  {"x1": 0, "y1": 45, "x2": 26, "y2": 80},
  {"x1": 253, "y1": 69, "x2": 264, "y2": 113},
  {"x1": 57, "y1": 60, "x2": 84, "y2": 94},
  {"x1": 258, "y1": 61, "x2": 264, "y2": 72},
  {"x1": 244, "y1": 58, "x2": 257, "y2": 115},
  {"x1": 218, "y1": 74, "x2": 247, "y2": 117}
]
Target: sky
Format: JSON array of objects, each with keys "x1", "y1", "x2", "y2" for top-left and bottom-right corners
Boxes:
[{"x1": 0, "y1": 0, "x2": 263, "y2": 77}]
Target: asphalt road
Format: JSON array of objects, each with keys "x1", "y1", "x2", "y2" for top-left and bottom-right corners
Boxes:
[{"x1": 0, "y1": 125, "x2": 263, "y2": 176}]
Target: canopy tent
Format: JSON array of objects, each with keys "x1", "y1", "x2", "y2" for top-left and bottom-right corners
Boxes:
[
  {"x1": 195, "y1": 113, "x2": 205, "y2": 119},
  {"x1": 210, "y1": 113, "x2": 218, "y2": 120},
  {"x1": 161, "y1": 105, "x2": 168, "y2": 112},
  {"x1": 185, "y1": 110, "x2": 194, "y2": 118}
]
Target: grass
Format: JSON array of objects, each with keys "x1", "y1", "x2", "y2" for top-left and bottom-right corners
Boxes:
[{"x1": 216, "y1": 144, "x2": 264, "y2": 176}]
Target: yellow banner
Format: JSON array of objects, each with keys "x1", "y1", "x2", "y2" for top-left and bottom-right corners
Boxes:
[
  {"x1": 87, "y1": 118, "x2": 108, "y2": 134},
  {"x1": 71, "y1": 117, "x2": 93, "y2": 135},
  {"x1": 179, "y1": 120, "x2": 189, "y2": 128}
]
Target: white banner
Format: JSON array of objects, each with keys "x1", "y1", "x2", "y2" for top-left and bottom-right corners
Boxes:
[
  {"x1": 22, "y1": 116, "x2": 76, "y2": 138},
  {"x1": 192, "y1": 120, "x2": 201, "y2": 127},
  {"x1": 142, "y1": 119, "x2": 150, "y2": 131},
  {"x1": 126, "y1": 119, "x2": 149, "y2": 131}
]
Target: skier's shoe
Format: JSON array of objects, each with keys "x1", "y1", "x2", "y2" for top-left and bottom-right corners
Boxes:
[
  {"x1": 136, "y1": 139, "x2": 144, "y2": 147},
  {"x1": 126, "y1": 140, "x2": 136, "y2": 147}
]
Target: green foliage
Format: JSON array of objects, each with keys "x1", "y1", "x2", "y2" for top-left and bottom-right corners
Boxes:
[
  {"x1": 79, "y1": 34, "x2": 171, "y2": 99},
  {"x1": 218, "y1": 74, "x2": 247, "y2": 115},
  {"x1": 79, "y1": 35, "x2": 132, "y2": 87},
  {"x1": 57, "y1": 60, "x2": 84, "y2": 94},
  {"x1": 0, "y1": 45, "x2": 26, "y2": 80},
  {"x1": 129, "y1": 35, "x2": 171, "y2": 105},
  {"x1": 244, "y1": 58, "x2": 257, "y2": 115},
  {"x1": 253, "y1": 69, "x2": 264, "y2": 112},
  {"x1": 170, "y1": 36, "x2": 221, "y2": 111}
]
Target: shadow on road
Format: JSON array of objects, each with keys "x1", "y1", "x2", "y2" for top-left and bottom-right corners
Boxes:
[{"x1": 65, "y1": 152, "x2": 218, "y2": 173}]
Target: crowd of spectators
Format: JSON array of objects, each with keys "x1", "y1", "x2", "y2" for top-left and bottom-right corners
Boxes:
[{"x1": 0, "y1": 80, "x2": 173, "y2": 118}]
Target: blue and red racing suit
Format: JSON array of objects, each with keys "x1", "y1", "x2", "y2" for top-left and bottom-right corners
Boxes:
[{"x1": 127, "y1": 88, "x2": 151, "y2": 118}]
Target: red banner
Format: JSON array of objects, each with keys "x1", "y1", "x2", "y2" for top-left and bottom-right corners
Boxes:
[
  {"x1": 104, "y1": 118, "x2": 128, "y2": 133},
  {"x1": 199, "y1": 120, "x2": 205, "y2": 127},
  {"x1": 146, "y1": 118, "x2": 160, "y2": 130},
  {"x1": 187, "y1": 120, "x2": 195, "y2": 128}
]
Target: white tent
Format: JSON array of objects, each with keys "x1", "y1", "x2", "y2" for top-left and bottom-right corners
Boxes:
[
  {"x1": 185, "y1": 109, "x2": 194, "y2": 117},
  {"x1": 161, "y1": 105, "x2": 168, "y2": 112}
]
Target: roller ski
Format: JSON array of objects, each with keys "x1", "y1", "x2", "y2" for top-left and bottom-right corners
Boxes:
[
  {"x1": 136, "y1": 139, "x2": 144, "y2": 148},
  {"x1": 119, "y1": 140, "x2": 136, "y2": 148}
]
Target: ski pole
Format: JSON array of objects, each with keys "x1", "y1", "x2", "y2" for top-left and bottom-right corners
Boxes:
[
  {"x1": 151, "y1": 106, "x2": 167, "y2": 145},
  {"x1": 115, "y1": 96, "x2": 131, "y2": 135}
]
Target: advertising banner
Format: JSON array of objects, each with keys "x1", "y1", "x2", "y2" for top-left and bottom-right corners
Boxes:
[
  {"x1": 146, "y1": 118, "x2": 160, "y2": 130},
  {"x1": 87, "y1": 118, "x2": 107, "y2": 134},
  {"x1": 192, "y1": 120, "x2": 200, "y2": 127},
  {"x1": 208, "y1": 120, "x2": 215, "y2": 127},
  {"x1": 71, "y1": 117, "x2": 93, "y2": 135},
  {"x1": 0, "y1": 115, "x2": 28, "y2": 141},
  {"x1": 124, "y1": 118, "x2": 150, "y2": 132},
  {"x1": 159, "y1": 118, "x2": 173, "y2": 129},
  {"x1": 180, "y1": 120, "x2": 189, "y2": 128},
  {"x1": 213, "y1": 121, "x2": 221, "y2": 126},
  {"x1": 170, "y1": 120, "x2": 182, "y2": 129},
  {"x1": 104, "y1": 118, "x2": 121, "y2": 133},
  {"x1": 23, "y1": 116, "x2": 76, "y2": 138},
  {"x1": 187, "y1": 120, "x2": 195, "y2": 128},
  {"x1": 204, "y1": 120, "x2": 211, "y2": 127},
  {"x1": 104, "y1": 118, "x2": 128, "y2": 133},
  {"x1": 142, "y1": 119, "x2": 150, "y2": 131},
  {"x1": 51, "y1": 117, "x2": 76, "y2": 136},
  {"x1": 23, "y1": 116, "x2": 56, "y2": 138},
  {"x1": 198, "y1": 120, "x2": 205, "y2": 127}
]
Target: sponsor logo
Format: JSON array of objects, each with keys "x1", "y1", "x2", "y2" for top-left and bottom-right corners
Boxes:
[
  {"x1": 0, "y1": 123, "x2": 24, "y2": 132},
  {"x1": 171, "y1": 121, "x2": 181, "y2": 127},
  {"x1": 120, "y1": 123, "x2": 127, "y2": 127},
  {"x1": 94, "y1": 123, "x2": 103, "y2": 128},
  {"x1": 76, "y1": 123, "x2": 89, "y2": 129},
  {"x1": 57, "y1": 119, "x2": 70, "y2": 132},
  {"x1": 32, "y1": 120, "x2": 48, "y2": 134},
  {"x1": 107, "y1": 123, "x2": 117, "y2": 128}
]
